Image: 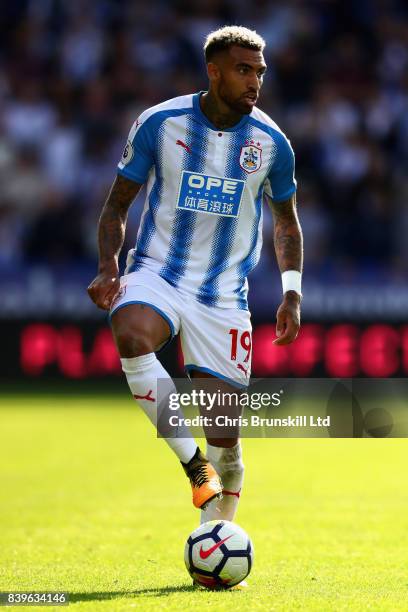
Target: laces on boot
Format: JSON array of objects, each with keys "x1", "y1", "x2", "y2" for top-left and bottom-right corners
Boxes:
[{"x1": 189, "y1": 463, "x2": 209, "y2": 488}]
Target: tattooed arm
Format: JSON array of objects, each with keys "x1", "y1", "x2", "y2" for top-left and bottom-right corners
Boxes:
[
  {"x1": 268, "y1": 193, "x2": 303, "y2": 345},
  {"x1": 87, "y1": 175, "x2": 142, "y2": 310}
]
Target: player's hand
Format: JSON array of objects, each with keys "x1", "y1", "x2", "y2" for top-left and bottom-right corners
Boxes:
[
  {"x1": 273, "y1": 291, "x2": 301, "y2": 346},
  {"x1": 87, "y1": 265, "x2": 120, "y2": 310}
]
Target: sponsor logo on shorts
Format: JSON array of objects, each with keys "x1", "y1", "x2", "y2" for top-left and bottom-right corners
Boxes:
[
  {"x1": 176, "y1": 171, "x2": 245, "y2": 217},
  {"x1": 237, "y1": 363, "x2": 249, "y2": 378}
]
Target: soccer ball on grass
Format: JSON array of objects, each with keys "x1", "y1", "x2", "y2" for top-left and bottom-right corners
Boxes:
[{"x1": 184, "y1": 520, "x2": 253, "y2": 589}]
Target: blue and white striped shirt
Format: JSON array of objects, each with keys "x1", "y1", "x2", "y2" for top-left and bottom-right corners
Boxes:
[{"x1": 118, "y1": 92, "x2": 296, "y2": 309}]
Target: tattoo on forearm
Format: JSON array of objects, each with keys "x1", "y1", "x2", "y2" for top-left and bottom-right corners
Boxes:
[
  {"x1": 98, "y1": 175, "x2": 141, "y2": 268},
  {"x1": 270, "y1": 195, "x2": 303, "y2": 273}
]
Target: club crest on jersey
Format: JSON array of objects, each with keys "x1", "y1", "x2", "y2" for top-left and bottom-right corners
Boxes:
[{"x1": 239, "y1": 141, "x2": 262, "y2": 173}]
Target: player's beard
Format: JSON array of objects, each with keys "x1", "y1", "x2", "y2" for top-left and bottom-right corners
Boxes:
[{"x1": 218, "y1": 82, "x2": 255, "y2": 116}]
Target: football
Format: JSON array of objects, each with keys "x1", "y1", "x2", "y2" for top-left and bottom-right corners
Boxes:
[{"x1": 184, "y1": 520, "x2": 254, "y2": 589}]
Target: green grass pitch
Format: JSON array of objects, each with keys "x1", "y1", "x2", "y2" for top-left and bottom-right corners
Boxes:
[{"x1": 0, "y1": 393, "x2": 407, "y2": 611}]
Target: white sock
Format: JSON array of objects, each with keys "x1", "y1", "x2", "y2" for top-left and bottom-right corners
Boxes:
[
  {"x1": 121, "y1": 354, "x2": 197, "y2": 464},
  {"x1": 201, "y1": 441, "x2": 244, "y2": 523}
]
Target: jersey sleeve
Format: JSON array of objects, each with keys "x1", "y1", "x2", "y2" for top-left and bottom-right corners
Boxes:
[
  {"x1": 264, "y1": 134, "x2": 297, "y2": 203},
  {"x1": 117, "y1": 115, "x2": 154, "y2": 183}
]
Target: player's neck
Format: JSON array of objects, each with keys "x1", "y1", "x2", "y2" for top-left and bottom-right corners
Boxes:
[{"x1": 200, "y1": 91, "x2": 243, "y2": 130}]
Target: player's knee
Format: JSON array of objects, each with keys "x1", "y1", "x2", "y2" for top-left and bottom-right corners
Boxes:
[{"x1": 114, "y1": 325, "x2": 156, "y2": 358}]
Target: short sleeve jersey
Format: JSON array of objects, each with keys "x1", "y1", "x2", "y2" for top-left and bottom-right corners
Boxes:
[{"x1": 118, "y1": 92, "x2": 296, "y2": 310}]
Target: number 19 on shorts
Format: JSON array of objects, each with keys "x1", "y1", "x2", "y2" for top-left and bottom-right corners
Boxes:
[{"x1": 229, "y1": 328, "x2": 252, "y2": 363}]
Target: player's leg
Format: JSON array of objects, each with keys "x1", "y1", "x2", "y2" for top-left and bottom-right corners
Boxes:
[
  {"x1": 112, "y1": 302, "x2": 197, "y2": 463},
  {"x1": 189, "y1": 371, "x2": 245, "y2": 523},
  {"x1": 202, "y1": 441, "x2": 244, "y2": 522},
  {"x1": 110, "y1": 273, "x2": 222, "y2": 509},
  {"x1": 181, "y1": 306, "x2": 251, "y2": 523}
]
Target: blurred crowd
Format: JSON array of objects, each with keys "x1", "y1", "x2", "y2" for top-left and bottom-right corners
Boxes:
[{"x1": 1, "y1": 0, "x2": 407, "y2": 284}]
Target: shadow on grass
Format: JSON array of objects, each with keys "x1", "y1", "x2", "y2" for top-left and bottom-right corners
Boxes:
[{"x1": 70, "y1": 585, "x2": 197, "y2": 602}]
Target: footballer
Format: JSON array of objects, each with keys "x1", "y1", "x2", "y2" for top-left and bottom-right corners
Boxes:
[{"x1": 88, "y1": 26, "x2": 303, "y2": 537}]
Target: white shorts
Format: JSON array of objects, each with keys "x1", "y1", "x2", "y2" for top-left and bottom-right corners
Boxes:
[{"x1": 110, "y1": 269, "x2": 252, "y2": 387}]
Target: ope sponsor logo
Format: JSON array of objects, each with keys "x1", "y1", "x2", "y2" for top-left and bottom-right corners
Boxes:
[
  {"x1": 177, "y1": 171, "x2": 245, "y2": 218},
  {"x1": 187, "y1": 174, "x2": 239, "y2": 195}
]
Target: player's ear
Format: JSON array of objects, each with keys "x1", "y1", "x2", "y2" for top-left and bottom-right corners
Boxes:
[{"x1": 206, "y1": 61, "x2": 220, "y2": 83}]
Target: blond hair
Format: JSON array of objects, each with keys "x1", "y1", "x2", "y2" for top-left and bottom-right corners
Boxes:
[{"x1": 204, "y1": 25, "x2": 265, "y2": 62}]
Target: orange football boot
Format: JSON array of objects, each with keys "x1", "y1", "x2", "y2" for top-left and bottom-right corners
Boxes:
[{"x1": 182, "y1": 448, "x2": 223, "y2": 510}]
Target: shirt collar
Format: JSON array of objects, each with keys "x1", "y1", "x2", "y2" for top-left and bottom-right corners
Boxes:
[{"x1": 193, "y1": 91, "x2": 251, "y2": 132}]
